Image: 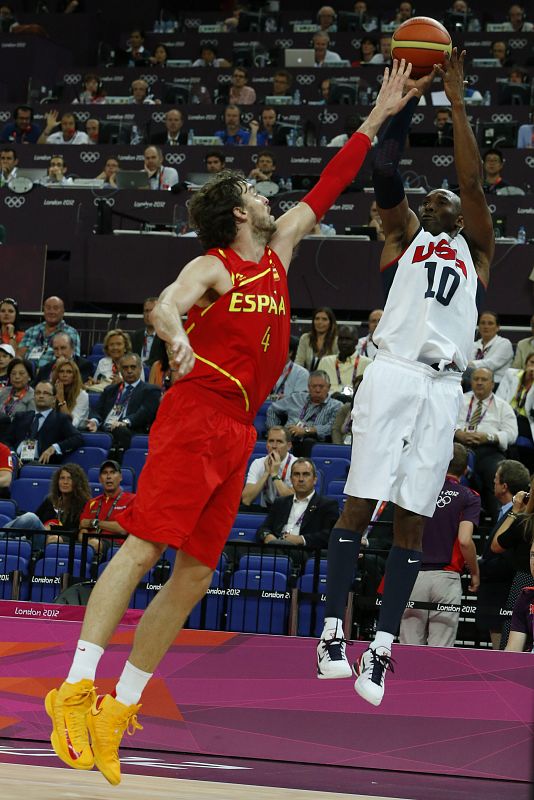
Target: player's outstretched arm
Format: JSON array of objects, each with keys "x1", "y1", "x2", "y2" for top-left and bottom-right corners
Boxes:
[
  {"x1": 151, "y1": 255, "x2": 230, "y2": 377},
  {"x1": 270, "y1": 59, "x2": 418, "y2": 270},
  {"x1": 435, "y1": 48, "x2": 494, "y2": 283}
]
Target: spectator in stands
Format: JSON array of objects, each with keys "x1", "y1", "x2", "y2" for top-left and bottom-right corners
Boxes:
[
  {"x1": 251, "y1": 107, "x2": 279, "y2": 147},
  {"x1": 313, "y1": 32, "x2": 342, "y2": 66},
  {"x1": 320, "y1": 78, "x2": 331, "y2": 103},
  {"x1": 248, "y1": 151, "x2": 281, "y2": 186},
  {"x1": 0, "y1": 358, "x2": 35, "y2": 424},
  {"x1": 295, "y1": 307, "x2": 338, "y2": 371},
  {"x1": 266, "y1": 370, "x2": 343, "y2": 457},
  {"x1": 270, "y1": 337, "x2": 309, "y2": 401},
  {"x1": 19, "y1": 296, "x2": 80, "y2": 369},
  {"x1": 205, "y1": 151, "x2": 226, "y2": 173},
  {"x1": 242, "y1": 426, "x2": 297, "y2": 508},
  {"x1": 192, "y1": 44, "x2": 230, "y2": 68},
  {"x1": 229, "y1": 66, "x2": 256, "y2": 105},
  {"x1": 40, "y1": 155, "x2": 73, "y2": 187},
  {"x1": 265, "y1": 69, "x2": 293, "y2": 101},
  {"x1": 0, "y1": 105, "x2": 40, "y2": 144},
  {"x1": 0, "y1": 344, "x2": 14, "y2": 388},
  {"x1": 0, "y1": 462, "x2": 90, "y2": 551},
  {"x1": 125, "y1": 28, "x2": 151, "y2": 67},
  {"x1": 433, "y1": 107, "x2": 454, "y2": 146},
  {"x1": 86, "y1": 354, "x2": 160, "y2": 460},
  {"x1": 0, "y1": 440, "x2": 12, "y2": 496},
  {"x1": 319, "y1": 325, "x2": 371, "y2": 398},
  {"x1": 327, "y1": 113, "x2": 361, "y2": 147},
  {"x1": 352, "y1": 2, "x2": 379, "y2": 32},
  {"x1": 7, "y1": 380, "x2": 83, "y2": 464},
  {"x1": 390, "y1": 1, "x2": 415, "y2": 26},
  {"x1": 95, "y1": 156, "x2": 120, "y2": 188},
  {"x1": 482, "y1": 149, "x2": 510, "y2": 194},
  {"x1": 513, "y1": 315, "x2": 534, "y2": 367},
  {"x1": 149, "y1": 109, "x2": 187, "y2": 146},
  {"x1": 34, "y1": 332, "x2": 93, "y2": 385},
  {"x1": 51, "y1": 358, "x2": 89, "y2": 429},
  {"x1": 317, "y1": 5, "x2": 338, "y2": 32},
  {"x1": 505, "y1": 534, "x2": 534, "y2": 652},
  {"x1": 517, "y1": 124, "x2": 534, "y2": 148},
  {"x1": 130, "y1": 297, "x2": 161, "y2": 366},
  {"x1": 0, "y1": 3, "x2": 17, "y2": 32},
  {"x1": 37, "y1": 111, "x2": 90, "y2": 145},
  {"x1": 256, "y1": 457, "x2": 338, "y2": 548},
  {"x1": 143, "y1": 145, "x2": 179, "y2": 191},
  {"x1": 502, "y1": 4, "x2": 534, "y2": 32},
  {"x1": 73, "y1": 73, "x2": 106, "y2": 104},
  {"x1": 356, "y1": 308, "x2": 383, "y2": 359},
  {"x1": 352, "y1": 36, "x2": 379, "y2": 66},
  {"x1": 455, "y1": 367, "x2": 518, "y2": 521},
  {"x1": 445, "y1": 1, "x2": 481, "y2": 32},
  {"x1": 87, "y1": 329, "x2": 132, "y2": 390},
  {"x1": 468, "y1": 311, "x2": 514, "y2": 387},
  {"x1": 497, "y1": 352, "x2": 534, "y2": 443},
  {"x1": 400, "y1": 443, "x2": 481, "y2": 647},
  {"x1": 215, "y1": 105, "x2": 251, "y2": 145},
  {"x1": 0, "y1": 297, "x2": 24, "y2": 348},
  {"x1": 149, "y1": 43, "x2": 170, "y2": 67},
  {"x1": 490, "y1": 41, "x2": 513, "y2": 68},
  {"x1": 369, "y1": 34, "x2": 392, "y2": 65},
  {"x1": 79, "y1": 460, "x2": 135, "y2": 557},
  {"x1": 129, "y1": 79, "x2": 157, "y2": 106},
  {"x1": 0, "y1": 146, "x2": 17, "y2": 186},
  {"x1": 85, "y1": 118, "x2": 100, "y2": 144}
]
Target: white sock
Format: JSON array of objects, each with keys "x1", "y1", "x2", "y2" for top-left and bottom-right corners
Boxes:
[
  {"x1": 322, "y1": 617, "x2": 343, "y2": 638},
  {"x1": 372, "y1": 631, "x2": 394, "y2": 652},
  {"x1": 66, "y1": 640, "x2": 104, "y2": 684},
  {"x1": 115, "y1": 660, "x2": 152, "y2": 707}
]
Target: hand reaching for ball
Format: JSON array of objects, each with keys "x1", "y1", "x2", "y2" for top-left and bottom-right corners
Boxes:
[{"x1": 433, "y1": 47, "x2": 467, "y2": 106}]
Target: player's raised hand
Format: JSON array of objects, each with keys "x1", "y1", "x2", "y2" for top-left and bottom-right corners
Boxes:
[
  {"x1": 373, "y1": 59, "x2": 419, "y2": 119},
  {"x1": 167, "y1": 332, "x2": 195, "y2": 378},
  {"x1": 433, "y1": 47, "x2": 466, "y2": 105}
]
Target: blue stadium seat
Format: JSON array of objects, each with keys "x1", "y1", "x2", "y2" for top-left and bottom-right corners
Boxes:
[
  {"x1": 19, "y1": 465, "x2": 56, "y2": 480},
  {"x1": 0, "y1": 513, "x2": 14, "y2": 530},
  {"x1": 87, "y1": 466, "x2": 134, "y2": 490},
  {"x1": 67, "y1": 447, "x2": 109, "y2": 472},
  {"x1": 327, "y1": 479, "x2": 346, "y2": 495},
  {"x1": 87, "y1": 354, "x2": 101, "y2": 367},
  {"x1": 130, "y1": 434, "x2": 149, "y2": 449},
  {"x1": 81, "y1": 432, "x2": 112, "y2": 451},
  {"x1": 43, "y1": 543, "x2": 95, "y2": 574},
  {"x1": 228, "y1": 526, "x2": 257, "y2": 542},
  {"x1": 91, "y1": 342, "x2": 104, "y2": 356},
  {"x1": 30, "y1": 557, "x2": 82, "y2": 602},
  {"x1": 312, "y1": 443, "x2": 351, "y2": 460},
  {"x1": 234, "y1": 512, "x2": 267, "y2": 530},
  {"x1": 238, "y1": 554, "x2": 292, "y2": 576},
  {"x1": 311, "y1": 457, "x2": 350, "y2": 487},
  {"x1": 187, "y1": 570, "x2": 224, "y2": 630},
  {"x1": 0, "y1": 538, "x2": 32, "y2": 561},
  {"x1": 122, "y1": 449, "x2": 148, "y2": 484},
  {"x1": 226, "y1": 569, "x2": 289, "y2": 634},
  {"x1": 0, "y1": 553, "x2": 29, "y2": 600},
  {"x1": 0, "y1": 499, "x2": 17, "y2": 519},
  {"x1": 252, "y1": 440, "x2": 268, "y2": 455},
  {"x1": 11, "y1": 478, "x2": 51, "y2": 513},
  {"x1": 516, "y1": 435, "x2": 534, "y2": 450},
  {"x1": 303, "y1": 558, "x2": 328, "y2": 575},
  {"x1": 297, "y1": 574, "x2": 327, "y2": 636}
]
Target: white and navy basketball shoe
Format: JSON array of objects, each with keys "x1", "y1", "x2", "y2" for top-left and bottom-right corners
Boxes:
[
  {"x1": 316, "y1": 630, "x2": 352, "y2": 679},
  {"x1": 353, "y1": 646, "x2": 394, "y2": 706}
]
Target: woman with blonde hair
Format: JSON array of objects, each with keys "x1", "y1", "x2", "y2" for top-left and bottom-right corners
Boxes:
[
  {"x1": 51, "y1": 358, "x2": 89, "y2": 428},
  {"x1": 86, "y1": 329, "x2": 133, "y2": 391}
]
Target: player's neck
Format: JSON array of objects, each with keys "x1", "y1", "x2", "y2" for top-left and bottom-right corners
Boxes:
[{"x1": 232, "y1": 229, "x2": 266, "y2": 263}]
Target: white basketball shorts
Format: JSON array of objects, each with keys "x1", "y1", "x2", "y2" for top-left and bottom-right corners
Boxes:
[{"x1": 344, "y1": 350, "x2": 463, "y2": 517}]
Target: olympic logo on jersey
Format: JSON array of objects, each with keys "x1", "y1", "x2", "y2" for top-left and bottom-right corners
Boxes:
[
  {"x1": 509, "y1": 38, "x2": 527, "y2": 49},
  {"x1": 4, "y1": 196, "x2": 25, "y2": 208},
  {"x1": 80, "y1": 151, "x2": 100, "y2": 164},
  {"x1": 75, "y1": 111, "x2": 90, "y2": 122},
  {"x1": 296, "y1": 74, "x2": 315, "y2": 86},
  {"x1": 94, "y1": 196, "x2": 115, "y2": 207},
  {"x1": 432, "y1": 155, "x2": 454, "y2": 167},
  {"x1": 319, "y1": 110, "x2": 338, "y2": 125},
  {"x1": 412, "y1": 113, "x2": 424, "y2": 125},
  {"x1": 278, "y1": 200, "x2": 298, "y2": 212},
  {"x1": 140, "y1": 74, "x2": 158, "y2": 86},
  {"x1": 217, "y1": 74, "x2": 231, "y2": 83},
  {"x1": 436, "y1": 495, "x2": 452, "y2": 508},
  {"x1": 151, "y1": 111, "x2": 166, "y2": 123},
  {"x1": 275, "y1": 39, "x2": 293, "y2": 49},
  {"x1": 0, "y1": 111, "x2": 10, "y2": 122},
  {"x1": 165, "y1": 152, "x2": 186, "y2": 165},
  {"x1": 525, "y1": 157, "x2": 534, "y2": 168},
  {"x1": 63, "y1": 73, "x2": 81, "y2": 85},
  {"x1": 491, "y1": 113, "x2": 512, "y2": 123}
]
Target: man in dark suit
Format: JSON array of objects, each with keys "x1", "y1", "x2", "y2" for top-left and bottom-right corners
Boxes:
[
  {"x1": 129, "y1": 297, "x2": 163, "y2": 367},
  {"x1": 149, "y1": 109, "x2": 187, "y2": 146},
  {"x1": 8, "y1": 381, "x2": 83, "y2": 463},
  {"x1": 256, "y1": 458, "x2": 338, "y2": 549},
  {"x1": 34, "y1": 332, "x2": 93, "y2": 384},
  {"x1": 87, "y1": 353, "x2": 160, "y2": 459}
]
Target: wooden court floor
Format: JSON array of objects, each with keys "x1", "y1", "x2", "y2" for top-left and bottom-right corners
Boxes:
[{"x1": 0, "y1": 763, "x2": 412, "y2": 800}]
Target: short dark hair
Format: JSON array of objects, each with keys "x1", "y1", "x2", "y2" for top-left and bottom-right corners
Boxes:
[
  {"x1": 0, "y1": 146, "x2": 16, "y2": 159},
  {"x1": 14, "y1": 105, "x2": 33, "y2": 121},
  {"x1": 483, "y1": 148, "x2": 504, "y2": 163},
  {"x1": 448, "y1": 443, "x2": 468, "y2": 477},
  {"x1": 188, "y1": 170, "x2": 247, "y2": 249},
  {"x1": 291, "y1": 457, "x2": 317, "y2": 477},
  {"x1": 273, "y1": 69, "x2": 292, "y2": 87},
  {"x1": 205, "y1": 150, "x2": 226, "y2": 165},
  {"x1": 7, "y1": 357, "x2": 33, "y2": 381},
  {"x1": 497, "y1": 460, "x2": 530, "y2": 496},
  {"x1": 50, "y1": 154, "x2": 67, "y2": 169},
  {"x1": 478, "y1": 310, "x2": 499, "y2": 324},
  {"x1": 257, "y1": 149, "x2": 276, "y2": 165}
]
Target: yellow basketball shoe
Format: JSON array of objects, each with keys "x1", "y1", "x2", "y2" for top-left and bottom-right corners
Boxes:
[
  {"x1": 87, "y1": 693, "x2": 143, "y2": 786},
  {"x1": 45, "y1": 679, "x2": 96, "y2": 770}
]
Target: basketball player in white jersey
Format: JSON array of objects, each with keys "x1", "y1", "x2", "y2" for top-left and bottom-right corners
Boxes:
[{"x1": 316, "y1": 49, "x2": 494, "y2": 705}]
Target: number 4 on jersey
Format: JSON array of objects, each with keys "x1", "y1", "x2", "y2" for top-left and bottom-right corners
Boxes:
[
  {"x1": 261, "y1": 326, "x2": 271, "y2": 352},
  {"x1": 424, "y1": 261, "x2": 460, "y2": 307}
]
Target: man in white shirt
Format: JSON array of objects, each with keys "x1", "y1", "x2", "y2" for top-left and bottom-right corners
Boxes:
[
  {"x1": 356, "y1": 309, "x2": 383, "y2": 359},
  {"x1": 313, "y1": 32, "x2": 343, "y2": 65},
  {"x1": 468, "y1": 311, "x2": 513, "y2": 387},
  {"x1": 38, "y1": 111, "x2": 90, "y2": 145},
  {"x1": 143, "y1": 146, "x2": 178, "y2": 191},
  {"x1": 39, "y1": 155, "x2": 73, "y2": 187},
  {"x1": 319, "y1": 325, "x2": 371, "y2": 396},
  {"x1": 455, "y1": 367, "x2": 518, "y2": 521},
  {"x1": 512, "y1": 314, "x2": 534, "y2": 368},
  {"x1": 129, "y1": 79, "x2": 157, "y2": 106},
  {"x1": 242, "y1": 426, "x2": 296, "y2": 509}
]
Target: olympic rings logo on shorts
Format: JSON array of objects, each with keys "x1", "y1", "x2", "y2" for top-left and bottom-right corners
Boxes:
[
  {"x1": 80, "y1": 151, "x2": 100, "y2": 164},
  {"x1": 296, "y1": 74, "x2": 315, "y2": 86},
  {"x1": 165, "y1": 152, "x2": 185, "y2": 165},
  {"x1": 432, "y1": 155, "x2": 454, "y2": 167},
  {"x1": 75, "y1": 111, "x2": 90, "y2": 122},
  {"x1": 412, "y1": 113, "x2": 424, "y2": 125},
  {"x1": 151, "y1": 112, "x2": 166, "y2": 123},
  {"x1": 93, "y1": 196, "x2": 115, "y2": 207},
  {"x1": 488, "y1": 203, "x2": 496, "y2": 213},
  {"x1": 4, "y1": 196, "x2": 25, "y2": 208},
  {"x1": 0, "y1": 111, "x2": 11, "y2": 122},
  {"x1": 217, "y1": 74, "x2": 232, "y2": 83},
  {"x1": 525, "y1": 156, "x2": 534, "y2": 168},
  {"x1": 491, "y1": 113, "x2": 512, "y2": 123},
  {"x1": 275, "y1": 39, "x2": 293, "y2": 49},
  {"x1": 436, "y1": 495, "x2": 452, "y2": 508},
  {"x1": 319, "y1": 110, "x2": 338, "y2": 124},
  {"x1": 509, "y1": 38, "x2": 527, "y2": 49},
  {"x1": 140, "y1": 74, "x2": 158, "y2": 85},
  {"x1": 63, "y1": 73, "x2": 81, "y2": 85},
  {"x1": 278, "y1": 200, "x2": 298, "y2": 212}
]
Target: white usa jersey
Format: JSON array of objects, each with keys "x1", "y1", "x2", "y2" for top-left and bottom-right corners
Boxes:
[{"x1": 372, "y1": 228, "x2": 481, "y2": 371}]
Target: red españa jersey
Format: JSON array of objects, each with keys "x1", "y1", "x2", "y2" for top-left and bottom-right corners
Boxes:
[{"x1": 179, "y1": 245, "x2": 290, "y2": 423}]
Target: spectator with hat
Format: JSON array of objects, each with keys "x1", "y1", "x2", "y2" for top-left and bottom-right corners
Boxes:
[
  {"x1": 0, "y1": 343, "x2": 15, "y2": 387},
  {"x1": 78, "y1": 459, "x2": 135, "y2": 557}
]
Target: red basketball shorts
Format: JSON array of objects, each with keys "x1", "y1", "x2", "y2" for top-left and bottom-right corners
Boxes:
[{"x1": 116, "y1": 388, "x2": 257, "y2": 569}]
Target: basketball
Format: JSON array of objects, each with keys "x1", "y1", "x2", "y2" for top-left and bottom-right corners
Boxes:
[{"x1": 391, "y1": 17, "x2": 452, "y2": 79}]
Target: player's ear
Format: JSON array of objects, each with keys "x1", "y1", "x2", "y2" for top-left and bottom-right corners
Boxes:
[
  {"x1": 455, "y1": 212, "x2": 464, "y2": 231},
  {"x1": 233, "y1": 205, "x2": 247, "y2": 223}
]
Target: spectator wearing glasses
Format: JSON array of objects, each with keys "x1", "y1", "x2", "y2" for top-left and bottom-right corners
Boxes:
[
  {"x1": 0, "y1": 297, "x2": 24, "y2": 348},
  {"x1": 0, "y1": 105, "x2": 40, "y2": 144},
  {"x1": 229, "y1": 66, "x2": 256, "y2": 105}
]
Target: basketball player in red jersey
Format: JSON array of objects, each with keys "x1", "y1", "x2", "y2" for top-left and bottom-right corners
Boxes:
[{"x1": 45, "y1": 60, "x2": 419, "y2": 786}]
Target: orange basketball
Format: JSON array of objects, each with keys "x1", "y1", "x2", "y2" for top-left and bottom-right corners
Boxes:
[{"x1": 391, "y1": 17, "x2": 452, "y2": 79}]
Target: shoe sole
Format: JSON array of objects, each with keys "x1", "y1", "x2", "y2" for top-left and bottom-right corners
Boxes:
[
  {"x1": 86, "y1": 711, "x2": 121, "y2": 786},
  {"x1": 317, "y1": 666, "x2": 353, "y2": 679},
  {"x1": 45, "y1": 689, "x2": 94, "y2": 770}
]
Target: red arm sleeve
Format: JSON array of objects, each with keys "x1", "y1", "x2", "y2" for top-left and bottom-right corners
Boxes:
[{"x1": 301, "y1": 132, "x2": 372, "y2": 221}]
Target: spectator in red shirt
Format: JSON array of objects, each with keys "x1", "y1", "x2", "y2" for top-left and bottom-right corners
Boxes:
[
  {"x1": 79, "y1": 460, "x2": 135, "y2": 558},
  {"x1": 0, "y1": 440, "x2": 13, "y2": 497}
]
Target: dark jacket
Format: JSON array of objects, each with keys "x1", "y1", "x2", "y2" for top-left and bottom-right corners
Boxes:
[
  {"x1": 93, "y1": 381, "x2": 160, "y2": 433},
  {"x1": 129, "y1": 330, "x2": 164, "y2": 366},
  {"x1": 149, "y1": 130, "x2": 187, "y2": 146},
  {"x1": 8, "y1": 409, "x2": 83, "y2": 461},
  {"x1": 256, "y1": 492, "x2": 338, "y2": 549}
]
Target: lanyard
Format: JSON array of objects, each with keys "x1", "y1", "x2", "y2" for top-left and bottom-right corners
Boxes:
[
  {"x1": 335, "y1": 356, "x2": 359, "y2": 386},
  {"x1": 273, "y1": 361, "x2": 293, "y2": 394},
  {"x1": 93, "y1": 491, "x2": 123, "y2": 522},
  {"x1": 513, "y1": 373, "x2": 531, "y2": 411},
  {"x1": 3, "y1": 386, "x2": 27, "y2": 415},
  {"x1": 465, "y1": 395, "x2": 493, "y2": 428},
  {"x1": 298, "y1": 400, "x2": 322, "y2": 423},
  {"x1": 475, "y1": 341, "x2": 492, "y2": 359},
  {"x1": 360, "y1": 337, "x2": 368, "y2": 356}
]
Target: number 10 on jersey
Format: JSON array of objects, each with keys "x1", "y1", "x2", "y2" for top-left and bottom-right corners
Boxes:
[{"x1": 424, "y1": 261, "x2": 460, "y2": 307}]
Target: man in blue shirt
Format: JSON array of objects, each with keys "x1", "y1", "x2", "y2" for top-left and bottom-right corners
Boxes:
[
  {"x1": 19, "y1": 296, "x2": 80, "y2": 369},
  {"x1": 214, "y1": 105, "x2": 251, "y2": 145},
  {"x1": 0, "y1": 106, "x2": 41, "y2": 144}
]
